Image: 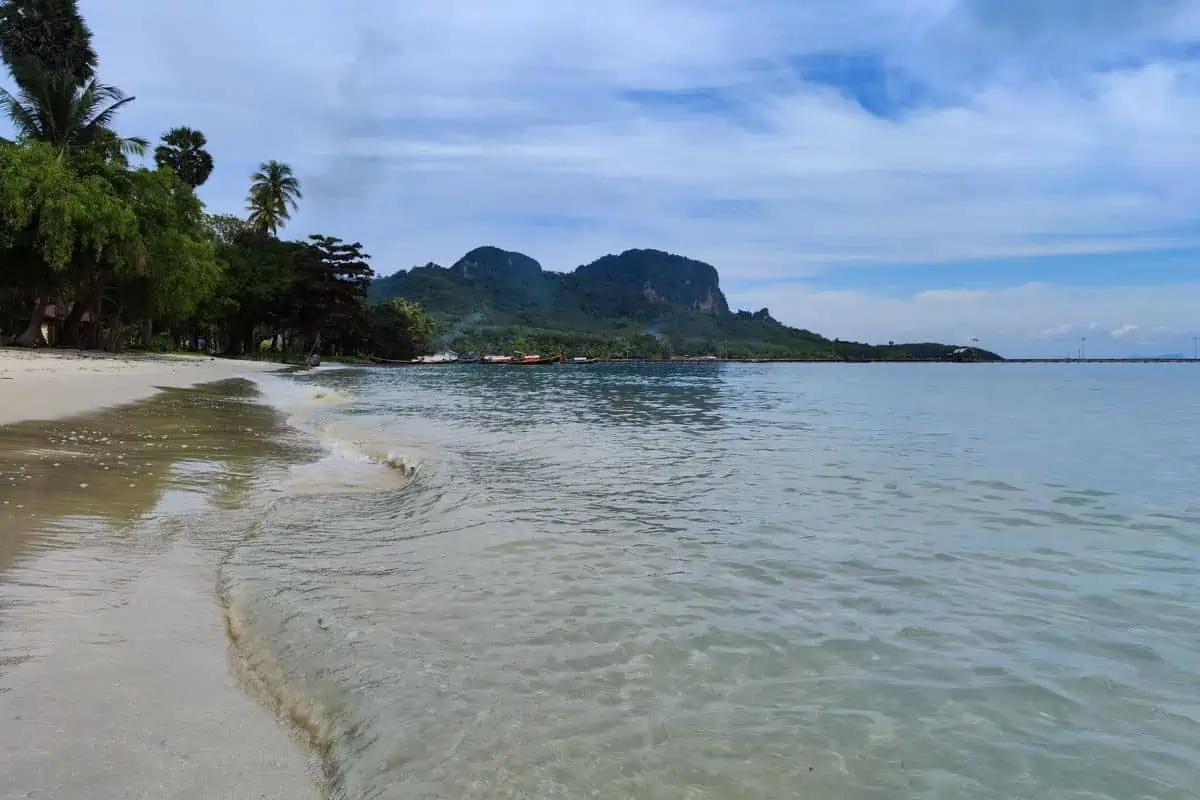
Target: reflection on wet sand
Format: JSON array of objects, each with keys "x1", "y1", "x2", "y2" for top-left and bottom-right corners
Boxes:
[
  {"x1": 0, "y1": 379, "x2": 316, "y2": 570},
  {"x1": 0, "y1": 379, "x2": 324, "y2": 799}
]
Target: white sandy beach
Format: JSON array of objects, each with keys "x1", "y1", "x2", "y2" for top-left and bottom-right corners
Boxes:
[
  {"x1": 0, "y1": 348, "x2": 322, "y2": 799},
  {"x1": 0, "y1": 349, "x2": 285, "y2": 426}
]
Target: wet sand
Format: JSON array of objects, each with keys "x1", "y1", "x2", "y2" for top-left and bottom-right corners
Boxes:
[
  {"x1": 0, "y1": 349, "x2": 283, "y2": 425},
  {"x1": 0, "y1": 378, "x2": 325, "y2": 798}
]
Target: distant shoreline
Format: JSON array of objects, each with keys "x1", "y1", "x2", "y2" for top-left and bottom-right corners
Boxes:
[{"x1": 435, "y1": 357, "x2": 1200, "y2": 365}]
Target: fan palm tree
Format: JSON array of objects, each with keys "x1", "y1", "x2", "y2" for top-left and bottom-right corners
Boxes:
[
  {"x1": 154, "y1": 126, "x2": 213, "y2": 188},
  {"x1": 0, "y1": 72, "x2": 147, "y2": 158},
  {"x1": 246, "y1": 160, "x2": 302, "y2": 236},
  {"x1": 0, "y1": 0, "x2": 98, "y2": 91}
]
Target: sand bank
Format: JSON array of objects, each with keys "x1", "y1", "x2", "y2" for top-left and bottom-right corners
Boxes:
[
  {"x1": 0, "y1": 349, "x2": 284, "y2": 426},
  {"x1": 0, "y1": 366, "x2": 323, "y2": 798}
]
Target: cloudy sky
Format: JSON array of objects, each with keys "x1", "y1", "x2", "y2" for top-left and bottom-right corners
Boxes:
[{"x1": 17, "y1": 0, "x2": 1200, "y2": 356}]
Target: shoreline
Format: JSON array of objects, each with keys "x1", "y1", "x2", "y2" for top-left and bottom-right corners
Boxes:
[
  {"x1": 0, "y1": 349, "x2": 287, "y2": 426},
  {"x1": 0, "y1": 364, "x2": 324, "y2": 798}
]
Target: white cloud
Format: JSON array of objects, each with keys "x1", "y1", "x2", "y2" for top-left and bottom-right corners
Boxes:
[
  {"x1": 4, "y1": 0, "x2": 1198, "y2": 353},
  {"x1": 728, "y1": 281, "x2": 1200, "y2": 357},
  {"x1": 47, "y1": 0, "x2": 1200, "y2": 269},
  {"x1": 1110, "y1": 324, "x2": 1141, "y2": 339}
]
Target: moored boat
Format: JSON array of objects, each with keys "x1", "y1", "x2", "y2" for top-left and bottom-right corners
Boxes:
[
  {"x1": 512, "y1": 354, "x2": 564, "y2": 365},
  {"x1": 480, "y1": 353, "x2": 564, "y2": 365},
  {"x1": 368, "y1": 354, "x2": 459, "y2": 366}
]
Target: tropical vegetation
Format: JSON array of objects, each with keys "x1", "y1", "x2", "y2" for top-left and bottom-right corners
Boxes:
[
  {"x1": 371, "y1": 247, "x2": 1003, "y2": 361},
  {"x1": 0, "y1": 0, "x2": 425, "y2": 359},
  {"x1": 0, "y1": 0, "x2": 995, "y2": 363}
]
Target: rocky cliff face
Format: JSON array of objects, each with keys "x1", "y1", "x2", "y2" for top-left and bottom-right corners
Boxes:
[
  {"x1": 372, "y1": 245, "x2": 734, "y2": 322},
  {"x1": 450, "y1": 246, "x2": 545, "y2": 283},
  {"x1": 574, "y1": 249, "x2": 731, "y2": 316}
]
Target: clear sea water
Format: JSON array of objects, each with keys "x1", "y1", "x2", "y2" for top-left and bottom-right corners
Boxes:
[{"x1": 223, "y1": 363, "x2": 1200, "y2": 799}]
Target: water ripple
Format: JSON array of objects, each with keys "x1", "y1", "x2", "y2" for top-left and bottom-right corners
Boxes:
[{"x1": 221, "y1": 364, "x2": 1200, "y2": 799}]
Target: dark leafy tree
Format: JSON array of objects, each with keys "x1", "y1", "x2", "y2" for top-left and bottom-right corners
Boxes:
[
  {"x1": 205, "y1": 227, "x2": 307, "y2": 355},
  {"x1": 0, "y1": 141, "x2": 218, "y2": 349},
  {"x1": 154, "y1": 126, "x2": 213, "y2": 189},
  {"x1": 289, "y1": 235, "x2": 374, "y2": 353},
  {"x1": 246, "y1": 160, "x2": 301, "y2": 236},
  {"x1": 0, "y1": 0, "x2": 96, "y2": 89},
  {"x1": 205, "y1": 212, "x2": 250, "y2": 246},
  {"x1": 0, "y1": 73, "x2": 147, "y2": 157},
  {"x1": 366, "y1": 298, "x2": 436, "y2": 360}
]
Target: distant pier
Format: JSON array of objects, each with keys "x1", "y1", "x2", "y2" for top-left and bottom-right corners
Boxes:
[{"x1": 655, "y1": 357, "x2": 1200, "y2": 364}]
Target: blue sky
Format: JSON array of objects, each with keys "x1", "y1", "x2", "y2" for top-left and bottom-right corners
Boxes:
[{"x1": 8, "y1": 0, "x2": 1200, "y2": 357}]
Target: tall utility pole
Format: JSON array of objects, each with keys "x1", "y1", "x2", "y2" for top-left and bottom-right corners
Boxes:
[
  {"x1": 1080, "y1": 336, "x2": 1087, "y2": 360},
  {"x1": 1194, "y1": 336, "x2": 1199, "y2": 360}
]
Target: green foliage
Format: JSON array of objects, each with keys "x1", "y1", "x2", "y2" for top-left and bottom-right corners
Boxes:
[
  {"x1": 202, "y1": 231, "x2": 375, "y2": 357},
  {"x1": 125, "y1": 166, "x2": 221, "y2": 320},
  {"x1": 0, "y1": 141, "x2": 221, "y2": 347},
  {"x1": 367, "y1": 298, "x2": 437, "y2": 360},
  {"x1": 0, "y1": 0, "x2": 96, "y2": 89},
  {"x1": 371, "y1": 246, "x2": 1004, "y2": 361},
  {"x1": 290, "y1": 235, "x2": 374, "y2": 348},
  {"x1": 0, "y1": 140, "x2": 138, "y2": 277},
  {"x1": 154, "y1": 126, "x2": 214, "y2": 189},
  {"x1": 0, "y1": 73, "x2": 147, "y2": 157},
  {"x1": 246, "y1": 160, "x2": 301, "y2": 236},
  {"x1": 204, "y1": 229, "x2": 306, "y2": 353},
  {"x1": 0, "y1": 1, "x2": 370, "y2": 356},
  {"x1": 205, "y1": 212, "x2": 251, "y2": 246},
  {"x1": 569, "y1": 248, "x2": 730, "y2": 315}
]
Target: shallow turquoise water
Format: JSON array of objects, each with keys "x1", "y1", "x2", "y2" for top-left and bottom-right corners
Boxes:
[{"x1": 225, "y1": 363, "x2": 1200, "y2": 798}]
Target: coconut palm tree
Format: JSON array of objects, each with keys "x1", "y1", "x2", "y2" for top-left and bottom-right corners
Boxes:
[
  {"x1": 0, "y1": 72, "x2": 147, "y2": 158},
  {"x1": 246, "y1": 160, "x2": 302, "y2": 236},
  {"x1": 154, "y1": 126, "x2": 213, "y2": 188}
]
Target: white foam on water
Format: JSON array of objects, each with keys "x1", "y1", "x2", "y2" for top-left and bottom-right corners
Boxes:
[{"x1": 248, "y1": 373, "x2": 420, "y2": 495}]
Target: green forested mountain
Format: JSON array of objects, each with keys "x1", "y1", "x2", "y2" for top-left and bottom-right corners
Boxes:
[{"x1": 370, "y1": 247, "x2": 1003, "y2": 361}]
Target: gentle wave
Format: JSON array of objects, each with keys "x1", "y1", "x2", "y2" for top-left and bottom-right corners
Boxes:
[{"x1": 222, "y1": 363, "x2": 1200, "y2": 799}]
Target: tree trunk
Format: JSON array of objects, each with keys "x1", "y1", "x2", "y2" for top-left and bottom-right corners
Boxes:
[
  {"x1": 138, "y1": 318, "x2": 153, "y2": 349},
  {"x1": 13, "y1": 302, "x2": 49, "y2": 347},
  {"x1": 104, "y1": 292, "x2": 125, "y2": 352},
  {"x1": 227, "y1": 321, "x2": 244, "y2": 356},
  {"x1": 87, "y1": 291, "x2": 104, "y2": 350},
  {"x1": 57, "y1": 300, "x2": 87, "y2": 349}
]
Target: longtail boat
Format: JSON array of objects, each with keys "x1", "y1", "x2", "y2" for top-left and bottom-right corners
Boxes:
[
  {"x1": 480, "y1": 354, "x2": 564, "y2": 365},
  {"x1": 514, "y1": 354, "x2": 564, "y2": 365},
  {"x1": 368, "y1": 355, "x2": 459, "y2": 366}
]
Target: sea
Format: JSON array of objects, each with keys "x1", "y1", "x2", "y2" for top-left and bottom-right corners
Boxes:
[
  {"x1": 220, "y1": 362, "x2": 1200, "y2": 799},
  {"x1": 6, "y1": 362, "x2": 1200, "y2": 798}
]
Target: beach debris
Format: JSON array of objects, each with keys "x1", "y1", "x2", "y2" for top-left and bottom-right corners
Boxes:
[{"x1": 79, "y1": 482, "x2": 89, "y2": 488}]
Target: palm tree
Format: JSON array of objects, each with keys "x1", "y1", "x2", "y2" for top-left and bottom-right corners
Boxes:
[
  {"x1": 246, "y1": 160, "x2": 302, "y2": 236},
  {"x1": 0, "y1": 0, "x2": 98, "y2": 91},
  {"x1": 0, "y1": 72, "x2": 147, "y2": 158},
  {"x1": 154, "y1": 126, "x2": 213, "y2": 188}
]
